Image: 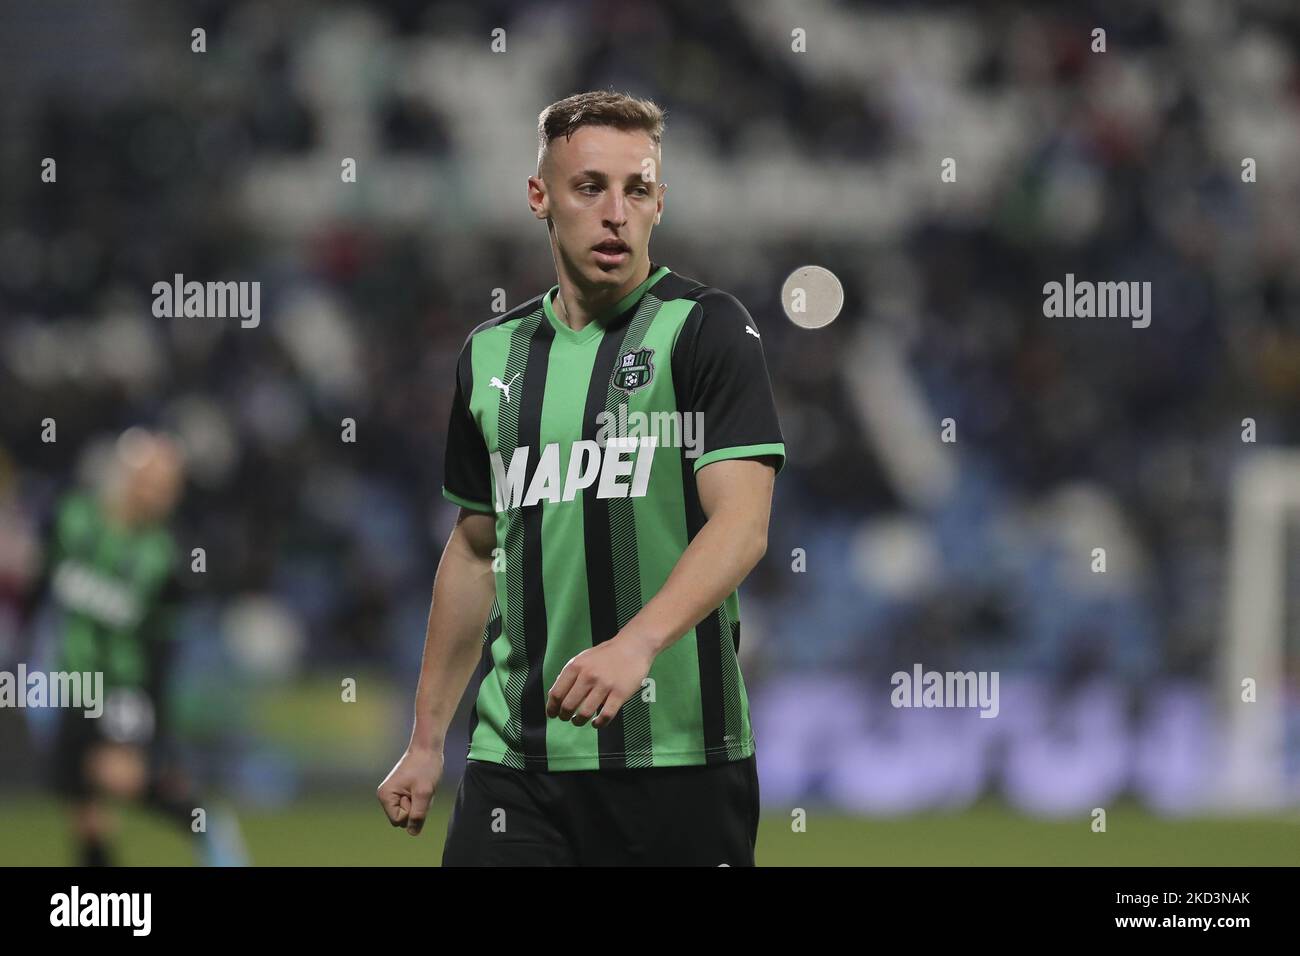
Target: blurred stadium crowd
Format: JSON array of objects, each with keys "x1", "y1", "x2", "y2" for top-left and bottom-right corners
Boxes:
[{"x1": 2, "y1": 0, "x2": 1299, "y2": 813}]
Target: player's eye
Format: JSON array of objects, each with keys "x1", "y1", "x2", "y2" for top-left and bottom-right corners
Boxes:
[{"x1": 578, "y1": 184, "x2": 600, "y2": 195}]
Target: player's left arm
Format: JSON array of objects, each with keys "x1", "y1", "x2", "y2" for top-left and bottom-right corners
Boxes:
[{"x1": 547, "y1": 288, "x2": 784, "y2": 728}]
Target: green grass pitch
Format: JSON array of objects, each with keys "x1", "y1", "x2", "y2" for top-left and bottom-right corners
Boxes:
[{"x1": 1, "y1": 796, "x2": 1296, "y2": 866}]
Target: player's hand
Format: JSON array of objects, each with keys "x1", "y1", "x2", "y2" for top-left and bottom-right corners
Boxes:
[
  {"x1": 377, "y1": 746, "x2": 444, "y2": 836},
  {"x1": 546, "y1": 631, "x2": 656, "y2": 729}
]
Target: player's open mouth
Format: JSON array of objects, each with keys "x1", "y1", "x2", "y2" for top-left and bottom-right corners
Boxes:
[{"x1": 592, "y1": 240, "x2": 630, "y2": 265}]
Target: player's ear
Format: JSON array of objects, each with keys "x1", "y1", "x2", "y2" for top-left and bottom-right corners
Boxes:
[{"x1": 527, "y1": 174, "x2": 548, "y2": 220}]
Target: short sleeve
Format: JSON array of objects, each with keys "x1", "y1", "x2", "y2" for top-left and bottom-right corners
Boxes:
[
  {"x1": 442, "y1": 345, "x2": 495, "y2": 513},
  {"x1": 677, "y1": 289, "x2": 786, "y2": 475}
]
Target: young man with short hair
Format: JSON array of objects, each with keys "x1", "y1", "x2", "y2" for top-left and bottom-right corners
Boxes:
[{"x1": 378, "y1": 90, "x2": 784, "y2": 866}]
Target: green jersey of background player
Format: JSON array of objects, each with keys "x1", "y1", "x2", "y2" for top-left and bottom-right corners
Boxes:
[{"x1": 41, "y1": 428, "x2": 245, "y2": 866}]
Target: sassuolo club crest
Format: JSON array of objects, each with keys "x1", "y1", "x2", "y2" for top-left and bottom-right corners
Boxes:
[{"x1": 612, "y1": 346, "x2": 655, "y2": 393}]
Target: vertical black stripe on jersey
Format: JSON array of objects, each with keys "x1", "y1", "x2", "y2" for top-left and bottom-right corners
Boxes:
[
  {"x1": 465, "y1": 601, "x2": 502, "y2": 750},
  {"x1": 599, "y1": 291, "x2": 664, "y2": 768},
  {"x1": 672, "y1": 294, "x2": 729, "y2": 764},
  {"x1": 495, "y1": 309, "x2": 552, "y2": 770},
  {"x1": 517, "y1": 316, "x2": 554, "y2": 769},
  {"x1": 582, "y1": 323, "x2": 635, "y2": 768},
  {"x1": 682, "y1": 471, "x2": 728, "y2": 763}
]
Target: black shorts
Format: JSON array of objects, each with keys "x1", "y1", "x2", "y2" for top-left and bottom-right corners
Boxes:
[
  {"x1": 49, "y1": 688, "x2": 164, "y2": 800},
  {"x1": 441, "y1": 755, "x2": 760, "y2": 867}
]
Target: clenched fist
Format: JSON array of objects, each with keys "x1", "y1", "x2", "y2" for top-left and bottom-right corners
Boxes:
[{"x1": 377, "y1": 746, "x2": 444, "y2": 835}]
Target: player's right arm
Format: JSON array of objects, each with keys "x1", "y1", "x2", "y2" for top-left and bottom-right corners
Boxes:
[{"x1": 377, "y1": 507, "x2": 496, "y2": 835}]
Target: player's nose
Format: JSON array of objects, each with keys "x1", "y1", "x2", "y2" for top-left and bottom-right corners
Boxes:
[{"x1": 602, "y1": 190, "x2": 627, "y2": 225}]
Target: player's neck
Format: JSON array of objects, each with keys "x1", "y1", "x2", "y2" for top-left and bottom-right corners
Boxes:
[
  {"x1": 552, "y1": 258, "x2": 652, "y2": 333},
  {"x1": 101, "y1": 490, "x2": 143, "y2": 530}
]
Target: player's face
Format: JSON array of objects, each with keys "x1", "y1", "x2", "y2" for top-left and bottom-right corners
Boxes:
[
  {"x1": 533, "y1": 126, "x2": 664, "y2": 289},
  {"x1": 123, "y1": 443, "x2": 184, "y2": 523}
]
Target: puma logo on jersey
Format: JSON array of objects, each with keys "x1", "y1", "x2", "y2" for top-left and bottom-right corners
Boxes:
[
  {"x1": 490, "y1": 438, "x2": 658, "y2": 512},
  {"x1": 489, "y1": 372, "x2": 521, "y2": 404},
  {"x1": 744, "y1": 326, "x2": 760, "y2": 339}
]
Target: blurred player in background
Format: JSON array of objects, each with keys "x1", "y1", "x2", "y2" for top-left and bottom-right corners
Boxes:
[{"x1": 36, "y1": 427, "x2": 245, "y2": 866}]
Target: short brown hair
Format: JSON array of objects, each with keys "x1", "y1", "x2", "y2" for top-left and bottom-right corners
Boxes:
[{"x1": 537, "y1": 90, "x2": 665, "y2": 171}]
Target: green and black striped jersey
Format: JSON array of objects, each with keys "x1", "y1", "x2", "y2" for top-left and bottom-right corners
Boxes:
[
  {"x1": 442, "y1": 262, "x2": 785, "y2": 771},
  {"x1": 45, "y1": 493, "x2": 180, "y2": 691}
]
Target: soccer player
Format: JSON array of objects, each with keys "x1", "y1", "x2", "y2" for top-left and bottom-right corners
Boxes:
[
  {"x1": 378, "y1": 90, "x2": 784, "y2": 865},
  {"x1": 38, "y1": 428, "x2": 244, "y2": 866}
]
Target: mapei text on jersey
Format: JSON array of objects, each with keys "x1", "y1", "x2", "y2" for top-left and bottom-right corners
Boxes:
[{"x1": 490, "y1": 437, "x2": 659, "y2": 512}]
